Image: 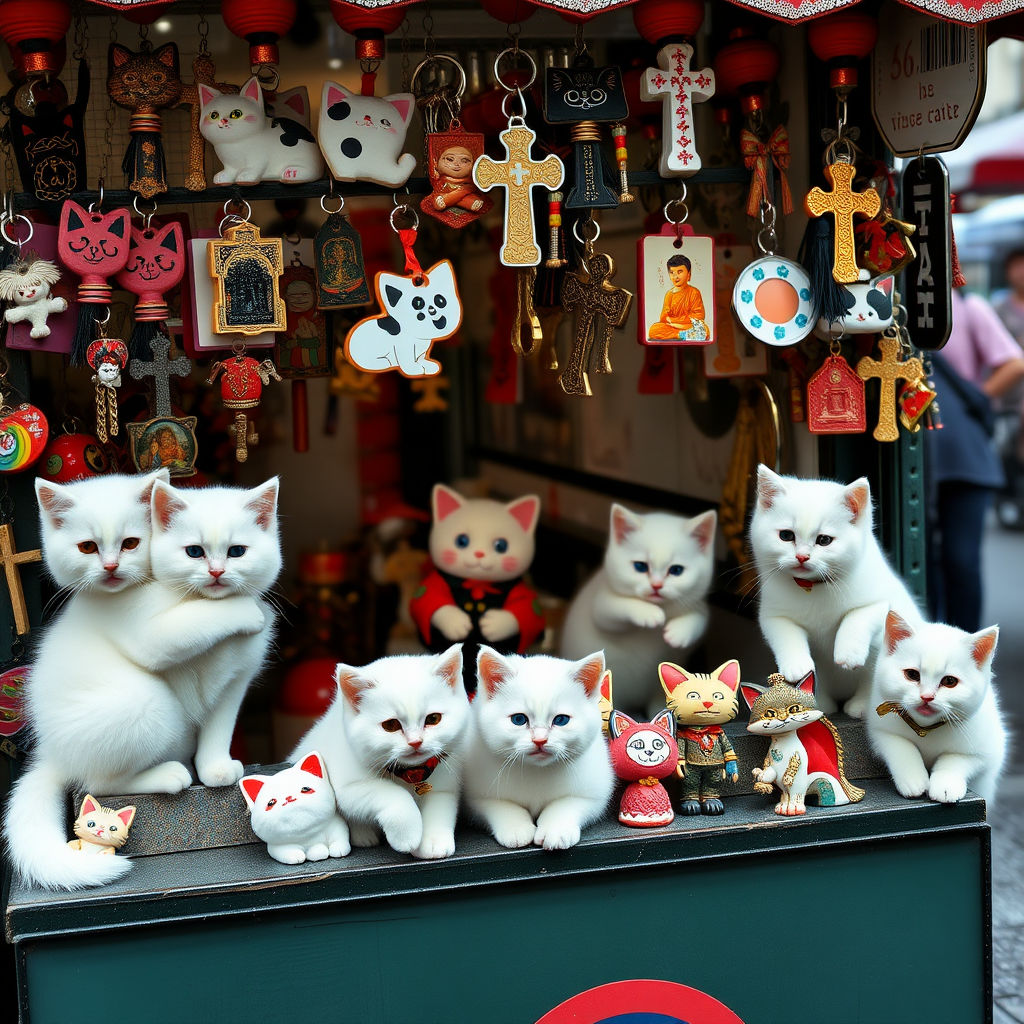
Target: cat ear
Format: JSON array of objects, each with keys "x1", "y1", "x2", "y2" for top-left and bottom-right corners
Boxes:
[
  {"x1": 35, "y1": 478, "x2": 74, "y2": 528},
  {"x1": 107, "y1": 211, "x2": 128, "y2": 240},
  {"x1": 884, "y1": 610, "x2": 915, "y2": 654},
  {"x1": 282, "y1": 91, "x2": 306, "y2": 117},
  {"x1": 425, "y1": 260, "x2": 457, "y2": 296},
  {"x1": 383, "y1": 281, "x2": 403, "y2": 309},
  {"x1": 608, "y1": 710, "x2": 635, "y2": 740},
  {"x1": 64, "y1": 202, "x2": 86, "y2": 233},
  {"x1": 336, "y1": 664, "x2": 371, "y2": 708},
  {"x1": 610, "y1": 504, "x2": 641, "y2": 544},
  {"x1": 658, "y1": 662, "x2": 689, "y2": 696},
  {"x1": 506, "y1": 495, "x2": 540, "y2": 535},
  {"x1": 740, "y1": 684, "x2": 765, "y2": 709},
  {"x1": 796, "y1": 671, "x2": 816, "y2": 696},
  {"x1": 245, "y1": 478, "x2": 279, "y2": 530},
  {"x1": 600, "y1": 670, "x2": 612, "y2": 703},
  {"x1": 198, "y1": 84, "x2": 220, "y2": 107},
  {"x1": 109, "y1": 44, "x2": 131, "y2": 70},
  {"x1": 714, "y1": 660, "x2": 741, "y2": 692},
  {"x1": 116, "y1": 806, "x2": 136, "y2": 828},
  {"x1": 756, "y1": 465, "x2": 786, "y2": 510},
  {"x1": 969, "y1": 626, "x2": 999, "y2": 669},
  {"x1": 79, "y1": 794, "x2": 100, "y2": 816},
  {"x1": 384, "y1": 93, "x2": 415, "y2": 125},
  {"x1": 572, "y1": 651, "x2": 606, "y2": 697},
  {"x1": 876, "y1": 276, "x2": 894, "y2": 297},
  {"x1": 651, "y1": 709, "x2": 675, "y2": 735},
  {"x1": 241, "y1": 76, "x2": 262, "y2": 104},
  {"x1": 151, "y1": 43, "x2": 178, "y2": 71},
  {"x1": 477, "y1": 645, "x2": 514, "y2": 697},
  {"x1": 843, "y1": 478, "x2": 871, "y2": 523},
  {"x1": 239, "y1": 776, "x2": 268, "y2": 809},
  {"x1": 435, "y1": 644, "x2": 464, "y2": 690},
  {"x1": 298, "y1": 752, "x2": 325, "y2": 779},
  {"x1": 152, "y1": 480, "x2": 188, "y2": 531},
  {"x1": 689, "y1": 509, "x2": 717, "y2": 552},
  {"x1": 432, "y1": 483, "x2": 464, "y2": 522},
  {"x1": 156, "y1": 222, "x2": 180, "y2": 253},
  {"x1": 138, "y1": 470, "x2": 169, "y2": 508},
  {"x1": 326, "y1": 82, "x2": 352, "y2": 105}
]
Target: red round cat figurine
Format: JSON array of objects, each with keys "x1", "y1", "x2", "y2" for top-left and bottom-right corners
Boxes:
[{"x1": 608, "y1": 709, "x2": 678, "y2": 828}]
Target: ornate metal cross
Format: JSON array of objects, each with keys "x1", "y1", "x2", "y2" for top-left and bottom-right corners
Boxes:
[
  {"x1": 130, "y1": 334, "x2": 191, "y2": 418},
  {"x1": 805, "y1": 161, "x2": 881, "y2": 284},
  {"x1": 856, "y1": 333, "x2": 923, "y2": 442}
]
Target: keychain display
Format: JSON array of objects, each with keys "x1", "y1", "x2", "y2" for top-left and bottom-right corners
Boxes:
[
  {"x1": 0, "y1": 217, "x2": 67, "y2": 342},
  {"x1": 208, "y1": 344, "x2": 282, "y2": 463},
  {"x1": 806, "y1": 342, "x2": 867, "y2": 435},
  {"x1": 855, "y1": 163, "x2": 916, "y2": 277},
  {"x1": 344, "y1": 204, "x2": 462, "y2": 379},
  {"x1": 86, "y1": 330, "x2": 128, "y2": 444},
  {"x1": 856, "y1": 329, "x2": 925, "y2": 443}
]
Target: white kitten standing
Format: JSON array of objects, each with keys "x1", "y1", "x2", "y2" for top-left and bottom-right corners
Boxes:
[
  {"x1": 750, "y1": 465, "x2": 923, "y2": 717},
  {"x1": 560, "y1": 505, "x2": 717, "y2": 712},
  {"x1": 869, "y1": 612, "x2": 1006, "y2": 804},
  {"x1": 295, "y1": 646, "x2": 471, "y2": 860},
  {"x1": 464, "y1": 647, "x2": 614, "y2": 850}
]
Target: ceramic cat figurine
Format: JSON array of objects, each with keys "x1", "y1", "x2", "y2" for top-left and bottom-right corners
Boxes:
[
  {"x1": 318, "y1": 82, "x2": 417, "y2": 187},
  {"x1": 560, "y1": 504, "x2": 717, "y2": 713},
  {"x1": 868, "y1": 611, "x2": 1005, "y2": 804},
  {"x1": 0, "y1": 259, "x2": 67, "y2": 339},
  {"x1": 409, "y1": 484, "x2": 544, "y2": 693},
  {"x1": 608, "y1": 709, "x2": 678, "y2": 827},
  {"x1": 659, "y1": 660, "x2": 740, "y2": 815},
  {"x1": 344, "y1": 261, "x2": 463, "y2": 377},
  {"x1": 240, "y1": 752, "x2": 350, "y2": 865},
  {"x1": 464, "y1": 647, "x2": 614, "y2": 850},
  {"x1": 4, "y1": 474, "x2": 281, "y2": 890},
  {"x1": 67, "y1": 794, "x2": 136, "y2": 854},
  {"x1": 295, "y1": 646, "x2": 471, "y2": 860},
  {"x1": 750, "y1": 465, "x2": 923, "y2": 718},
  {"x1": 200, "y1": 77, "x2": 324, "y2": 185},
  {"x1": 742, "y1": 671, "x2": 865, "y2": 816},
  {"x1": 813, "y1": 271, "x2": 895, "y2": 339}
]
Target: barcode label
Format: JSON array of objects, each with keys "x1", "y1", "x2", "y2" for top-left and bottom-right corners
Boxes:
[{"x1": 919, "y1": 23, "x2": 970, "y2": 73}]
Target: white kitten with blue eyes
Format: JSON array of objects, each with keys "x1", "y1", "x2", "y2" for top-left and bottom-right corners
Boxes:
[
  {"x1": 869, "y1": 612, "x2": 1006, "y2": 804},
  {"x1": 750, "y1": 465, "x2": 924, "y2": 718},
  {"x1": 560, "y1": 504, "x2": 717, "y2": 713},
  {"x1": 464, "y1": 648, "x2": 613, "y2": 850}
]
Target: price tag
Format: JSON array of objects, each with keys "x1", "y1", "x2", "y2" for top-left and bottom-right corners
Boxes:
[{"x1": 872, "y1": 8, "x2": 985, "y2": 157}]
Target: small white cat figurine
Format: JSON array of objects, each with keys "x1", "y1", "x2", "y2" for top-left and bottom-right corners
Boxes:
[
  {"x1": 749, "y1": 465, "x2": 923, "y2": 718},
  {"x1": 200, "y1": 76, "x2": 325, "y2": 185},
  {"x1": 0, "y1": 258, "x2": 67, "y2": 339},
  {"x1": 560, "y1": 504, "x2": 717, "y2": 713},
  {"x1": 464, "y1": 647, "x2": 614, "y2": 850},
  {"x1": 295, "y1": 646, "x2": 472, "y2": 860},
  {"x1": 345, "y1": 261, "x2": 462, "y2": 377},
  {"x1": 67, "y1": 794, "x2": 136, "y2": 855},
  {"x1": 868, "y1": 611, "x2": 1006, "y2": 804},
  {"x1": 240, "y1": 751, "x2": 350, "y2": 865},
  {"x1": 813, "y1": 271, "x2": 894, "y2": 339},
  {"x1": 318, "y1": 81, "x2": 416, "y2": 187}
]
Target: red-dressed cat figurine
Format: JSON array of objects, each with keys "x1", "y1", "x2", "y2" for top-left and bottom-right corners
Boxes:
[{"x1": 608, "y1": 709, "x2": 678, "y2": 827}]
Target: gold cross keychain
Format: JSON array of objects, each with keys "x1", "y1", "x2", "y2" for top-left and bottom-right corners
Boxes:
[{"x1": 856, "y1": 329, "x2": 923, "y2": 442}]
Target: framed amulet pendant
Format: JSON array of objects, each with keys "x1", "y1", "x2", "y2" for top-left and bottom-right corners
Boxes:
[
  {"x1": 807, "y1": 352, "x2": 867, "y2": 434},
  {"x1": 420, "y1": 127, "x2": 493, "y2": 229},
  {"x1": 637, "y1": 223, "x2": 715, "y2": 346},
  {"x1": 207, "y1": 220, "x2": 286, "y2": 335}
]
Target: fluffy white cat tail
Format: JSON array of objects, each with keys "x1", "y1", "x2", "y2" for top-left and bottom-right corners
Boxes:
[{"x1": 3, "y1": 762, "x2": 132, "y2": 891}]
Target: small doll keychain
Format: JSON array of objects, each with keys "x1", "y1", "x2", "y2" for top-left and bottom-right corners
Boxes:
[
  {"x1": 0, "y1": 214, "x2": 68, "y2": 341},
  {"x1": 207, "y1": 343, "x2": 282, "y2": 463},
  {"x1": 86, "y1": 313, "x2": 128, "y2": 444}
]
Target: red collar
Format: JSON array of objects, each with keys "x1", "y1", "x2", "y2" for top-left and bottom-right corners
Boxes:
[
  {"x1": 793, "y1": 577, "x2": 815, "y2": 592},
  {"x1": 389, "y1": 755, "x2": 445, "y2": 794}
]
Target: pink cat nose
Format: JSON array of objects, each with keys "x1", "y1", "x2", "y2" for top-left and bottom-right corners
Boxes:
[
  {"x1": 533, "y1": 736, "x2": 547, "y2": 748},
  {"x1": 209, "y1": 568, "x2": 225, "y2": 578},
  {"x1": 920, "y1": 693, "x2": 935, "y2": 702},
  {"x1": 408, "y1": 738, "x2": 422, "y2": 749},
  {"x1": 796, "y1": 554, "x2": 810, "y2": 564},
  {"x1": 474, "y1": 550, "x2": 485, "y2": 558},
  {"x1": 651, "y1": 582, "x2": 663, "y2": 592},
  {"x1": 103, "y1": 562, "x2": 119, "y2": 573},
  {"x1": 703, "y1": 701, "x2": 714, "y2": 709}
]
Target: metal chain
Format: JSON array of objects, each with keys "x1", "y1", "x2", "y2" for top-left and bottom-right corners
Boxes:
[
  {"x1": 72, "y1": 1, "x2": 89, "y2": 61},
  {"x1": 198, "y1": 3, "x2": 210, "y2": 57},
  {"x1": 401, "y1": 16, "x2": 411, "y2": 92},
  {"x1": 423, "y1": 7, "x2": 435, "y2": 59},
  {"x1": 508, "y1": 21, "x2": 522, "y2": 55},
  {"x1": 98, "y1": 15, "x2": 118, "y2": 188},
  {"x1": 139, "y1": 21, "x2": 150, "y2": 51}
]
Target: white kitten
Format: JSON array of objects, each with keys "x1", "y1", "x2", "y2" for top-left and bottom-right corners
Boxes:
[
  {"x1": 868, "y1": 612, "x2": 1006, "y2": 804},
  {"x1": 240, "y1": 752, "x2": 350, "y2": 865},
  {"x1": 464, "y1": 647, "x2": 614, "y2": 850},
  {"x1": 4, "y1": 477, "x2": 280, "y2": 891},
  {"x1": 749, "y1": 465, "x2": 923, "y2": 718},
  {"x1": 295, "y1": 646, "x2": 471, "y2": 860},
  {"x1": 560, "y1": 504, "x2": 717, "y2": 712}
]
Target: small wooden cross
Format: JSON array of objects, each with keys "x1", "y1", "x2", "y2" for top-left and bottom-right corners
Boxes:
[
  {"x1": 560, "y1": 252, "x2": 634, "y2": 397},
  {"x1": 474, "y1": 125, "x2": 564, "y2": 266},
  {"x1": 129, "y1": 335, "x2": 191, "y2": 418},
  {"x1": 0, "y1": 523, "x2": 41, "y2": 636},
  {"x1": 641, "y1": 43, "x2": 715, "y2": 178},
  {"x1": 805, "y1": 162, "x2": 881, "y2": 284},
  {"x1": 856, "y1": 333, "x2": 923, "y2": 442},
  {"x1": 177, "y1": 53, "x2": 239, "y2": 192}
]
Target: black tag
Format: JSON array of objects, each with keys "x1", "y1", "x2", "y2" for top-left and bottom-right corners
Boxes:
[
  {"x1": 544, "y1": 63, "x2": 628, "y2": 124},
  {"x1": 901, "y1": 157, "x2": 952, "y2": 351},
  {"x1": 314, "y1": 212, "x2": 371, "y2": 310}
]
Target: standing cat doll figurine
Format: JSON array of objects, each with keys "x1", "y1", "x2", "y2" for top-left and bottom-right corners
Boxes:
[
  {"x1": 868, "y1": 611, "x2": 1005, "y2": 804},
  {"x1": 240, "y1": 752, "x2": 350, "y2": 865},
  {"x1": 742, "y1": 671, "x2": 865, "y2": 816},
  {"x1": 659, "y1": 660, "x2": 741, "y2": 815},
  {"x1": 608, "y1": 709, "x2": 678, "y2": 827},
  {"x1": 0, "y1": 259, "x2": 67, "y2": 339},
  {"x1": 561, "y1": 504, "x2": 717, "y2": 713},
  {"x1": 200, "y1": 77, "x2": 324, "y2": 185},
  {"x1": 410, "y1": 484, "x2": 544, "y2": 693},
  {"x1": 67, "y1": 795, "x2": 135, "y2": 855}
]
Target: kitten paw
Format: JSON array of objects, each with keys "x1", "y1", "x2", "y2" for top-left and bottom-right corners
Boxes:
[
  {"x1": 431, "y1": 605, "x2": 473, "y2": 641},
  {"x1": 269, "y1": 846, "x2": 307, "y2": 865},
  {"x1": 493, "y1": 822, "x2": 536, "y2": 848},
  {"x1": 777, "y1": 655, "x2": 815, "y2": 684},
  {"x1": 663, "y1": 616, "x2": 702, "y2": 649},
  {"x1": 328, "y1": 838, "x2": 351, "y2": 858},
  {"x1": 197, "y1": 759, "x2": 245, "y2": 788},
  {"x1": 534, "y1": 821, "x2": 581, "y2": 850},
  {"x1": 928, "y1": 771, "x2": 967, "y2": 804},
  {"x1": 843, "y1": 693, "x2": 870, "y2": 719},
  {"x1": 137, "y1": 761, "x2": 193, "y2": 794},
  {"x1": 629, "y1": 603, "x2": 666, "y2": 630},
  {"x1": 479, "y1": 609, "x2": 518, "y2": 643},
  {"x1": 412, "y1": 833, "x2": 456, "y2": 860},
  {"x1": 382, "y1": 817, "x2": 423, "y2": 855},
  {"x1": 893, "y1": 766, "x2": 930, "y2": 799},
  {"x1": 305, "y1": 843, "x2": 330, "y2": 862},
  {"x1": 348, "y1": 822, "x2": 381, "y2": 847},
  {"x1": 700, "y1": 798, "x2": 725, "y2": 815},
  {"x1": 833, "y1": 638, "x2": 869, "y2": 671}
]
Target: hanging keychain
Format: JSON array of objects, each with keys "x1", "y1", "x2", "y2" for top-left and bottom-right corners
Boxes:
[
  {"x1": 856, "y1": 322, "x2": 927, "y2": 443},
  {"x1": 85, "y1": 310, "x2": 128, "y2": 444},
  {"x1": 0, "y1": 354, "x2": 48, "y2": 476},
  {"x1": 314, "y1": 192, "x2": 371, "y2": 310},
  {"x1": 208, "y1": 343, "x2": 282, "y2": 463},
  {"x1": 344, "y1": 200, "x2": 462, "y2": 378},
  {"x1": 0, "y1": 214, "x2": 68, "y2": 343},
  {"x1": 806, "y1": 330, "x2": 867, "y2": 435}
]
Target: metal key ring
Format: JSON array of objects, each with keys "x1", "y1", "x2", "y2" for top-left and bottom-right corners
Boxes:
[
  {"x1": 500, "y1": 87, "x2": 529, "y2": 123},
  {"x1": 411, "y1": 55, "x2": 467, "y2": 103},
  {"x1": 93, "y1": 307, "x2": 111, "y2": 328},
  {"x1": 0, "y1": 214, "x2": 33, "y2": 248},
  {"x1": 222, "y1": 198, "x2": 252, "y2": 223},
  {"x1": 217, "y1": 214, "x2": 244, "y2": 235},
  {"x1": 572, "y1": 218, "x2": 601, "y2": 245},
  {"x1": 390, "y1": 205, "x2": 420, "y2": 233},
  {"x1": 493, "y1": 47, "x2": 537, "y2": 93},
  {"x1": 87, "y1": 183, "x2": 105, "y2": 214},
  {"x1": 321, "y1": 194, "x2": 344, "y2": 214}
]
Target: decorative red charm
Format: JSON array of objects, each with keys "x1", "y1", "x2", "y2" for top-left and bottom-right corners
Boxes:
[
  {"x1": 38, "y1": 431, "x2": 110, "y2": 483},
  {"x1": 807, "y1": 353, "x2": 866, "y2": 434},
  {"x1": 222, "y1": 0, "x2": 297, "y2": 69},
  {"x1": 115, "y1": 221, "x2": 185, "y2": 323},
  {"x1": 57, "y1": 201, "x2": 131, "y2": 305},
  {"x1": 207, "y1": 349, "x2": 282, "y2": 463}
]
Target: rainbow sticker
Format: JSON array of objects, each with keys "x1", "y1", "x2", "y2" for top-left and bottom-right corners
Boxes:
[{"x1": 0, "y1": 404, "x2": 48, "y2": 474}]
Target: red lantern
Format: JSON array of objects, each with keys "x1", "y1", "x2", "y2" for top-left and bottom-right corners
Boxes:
[
  {"x1": 0, "y1": 0, "x2": 70, "y2": 77},
  {"x1": 330, "y1": 1, "x2": 408, "y2": 65},
  {"x1": 480, "y1": 0, "x2": 537, "y2": 23},
  {"x1": 632, "y1": 0, "x2": 705, "y2": 47},
  {"x1": 714, "y1": 28, "x2": 780, "y2": 116},
  {"x1": 807, "y1": 10, "x2": 878, "y2": 95},
  {"x1": 121, "y1": 3, "x2": 174, "y2": 26},
  {"x1": 222, "y1": 0, "x2": 297, "y2": 69}
]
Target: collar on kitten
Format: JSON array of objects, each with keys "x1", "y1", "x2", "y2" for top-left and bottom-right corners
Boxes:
[
  {"x1": 793, "y1": 577, "x2": 815, "y2": 592},
  {"x1": 389, "y1": 754, "x2": 445, "y2": 795},
  {"x1": 678, "y1": 725, "x2": 723, "y2": 750},
  {"x1": 876, "y1": 701, "x2": 947, "y2": 737}
]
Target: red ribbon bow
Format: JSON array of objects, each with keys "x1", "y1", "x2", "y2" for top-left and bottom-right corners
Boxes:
[
  {"x1": 740, "y1": 125, "x2": 793, "y2": 219},
  {"x1": 460, "y1": 578, "x2": 502, "y2": 601}
]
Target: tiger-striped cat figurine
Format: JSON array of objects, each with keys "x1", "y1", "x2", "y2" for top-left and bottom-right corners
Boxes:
[{"x1": 741, "y1": 671, "x2": 865, "y2": 816}]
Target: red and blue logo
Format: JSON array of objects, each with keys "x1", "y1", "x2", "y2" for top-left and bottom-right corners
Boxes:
[{"x1": 535, "y1": 980, "x2": 744, "y2": 1024}]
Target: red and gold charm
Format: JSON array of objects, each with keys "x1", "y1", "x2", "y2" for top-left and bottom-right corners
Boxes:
[
  {"x1": 807, "y1": 351, "x2": 866, "y2": 435},
  {"x1": 208, "y1": 345, "x2": 282, "y2": 463}
]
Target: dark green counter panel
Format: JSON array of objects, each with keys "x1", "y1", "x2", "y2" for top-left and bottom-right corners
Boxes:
[{"x1": 20, "y1": 829, "x2": 987, "y2": 1024}]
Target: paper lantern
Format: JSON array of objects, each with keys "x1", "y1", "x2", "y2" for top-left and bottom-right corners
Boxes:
[
  {"x1": 0, "y1": 0, "x2": 70, "y2": 76},
  {"x1": 222, "y1": 0, "x2": 297, "y2": 68},
  {"x1": 632, "y1": 0, "x2": 705, "y2": 46},
  {"x1": 714, "y1": 28, "x2": 780, "y2": 115},
  {"x1": 807, "y1": 10, "x2": 878, "y2": 94}
]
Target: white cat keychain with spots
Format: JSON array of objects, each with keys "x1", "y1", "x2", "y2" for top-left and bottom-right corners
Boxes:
[{"x1": 344, "y1": 204, "x2": 462, "y2": 378}]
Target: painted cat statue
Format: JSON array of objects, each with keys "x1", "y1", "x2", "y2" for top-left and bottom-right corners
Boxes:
[
  {"x1": 741, "y1": 671, "x2": 865, "y2": 816},
  {"x1": 608, "y1": 708, "x2": 678, "y2": 827},
  {"x1": 67, "y1": 794, "x2": 135, "y2": 854},
  {"x1": 409, "y1": 484, "x2": 545, "y2": 693}
]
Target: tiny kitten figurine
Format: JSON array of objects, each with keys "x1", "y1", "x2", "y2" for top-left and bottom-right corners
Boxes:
[
  {"x1": 200, "y1": 77, "x2": 324, "y2": 185},
  {"x1": 67, "y1": 795, "x2": 136, "y2": 855},
  {"x1": 813, "y1": 271, "x2": 895, "y2": 338},
  {"x1": 240, "y1": 752, "x2": 350, "y2": 865},
  {"x1": 410, "y1": 484, "x2": 544, "y2": 693},
  {"x1": 659, "y1": 660, "x2": 740, "y2": 815},
  {"x1": 742, "y1": 671, "x2": 864, "y2": 816},
  {"x1": 750, "y1": 465, "x2": 923, "y2": 718},
  {"x1": 295, "y1": 646, "x2": 471, "y2": 860},
  {"x1": 868, "y1": 611, "x2": 1005, "y2": 804},
  {"x1": 561, "y1": 504, "x2": 717, "y2": 713},
  {"x1": 608, "y1": 708, "x2": 678, "y2": 827},
  {"x1": 464, "y1": 647, "x2": 614, "y2": 850}
]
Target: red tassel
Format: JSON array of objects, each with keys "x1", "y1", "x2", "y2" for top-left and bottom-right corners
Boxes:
[
  {"x1": 950, "y1": 193, "x2": 966, "y2": 287},
  {"x1": 360, "y1": 71, "x2": 376, "y2": 96}
]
